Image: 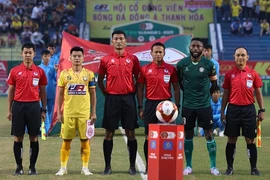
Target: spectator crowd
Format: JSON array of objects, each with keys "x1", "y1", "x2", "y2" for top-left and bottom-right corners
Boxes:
[
  {"x1": 0, "y1": 0, "x2": 80, "y2": 48},
  {"x1": 216, "y1": 0, "x2": 270, "y2": 36}
]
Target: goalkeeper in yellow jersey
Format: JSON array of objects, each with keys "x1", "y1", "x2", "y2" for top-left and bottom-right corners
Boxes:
[{"x1": 55, "y1": 46, "x2": 97, "y2": 176}]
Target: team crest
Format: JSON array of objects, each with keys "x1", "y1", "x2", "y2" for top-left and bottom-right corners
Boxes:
[
  {"x1": 247, "y1": 74, "x2": 252, "y2": 77},
  {"x1": 111, "y1": 59, "x2": 115, "y2": 63},
  {"x1": 83, "y1": 76, "x2": 88, "y2": 81},
  {"x1": 148, "y1": 69, "x2": 152, "y2": 73},
  {"x1": 33, "y1": 72, "x2": 38, "y2": 76},
  {"x1": 199, "y1": 67, "x2": 204, "y2": 72},
  {"x1": 67, "y1": 76, "x2": 72, "y2": 80},
  {"x1": 164, "y1": 69, "x2": 168, "y2": 73},
  {"x1": 126, "y1": 59, "x2": 130, "y2": 63},
  {"x1": 231, "y1": 74, "x2": 235, "y2": 78}
]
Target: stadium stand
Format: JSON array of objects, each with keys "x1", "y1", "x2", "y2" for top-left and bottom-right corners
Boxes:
[
  {"x1": 0, "y1": 0, "x2": 84, "y2": 61},
  {"x1": 216, "y1": 0, "x2": 270, "y2": 60}
]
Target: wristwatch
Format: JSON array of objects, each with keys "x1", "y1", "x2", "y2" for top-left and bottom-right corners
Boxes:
[
  {"x1": 259, "y1": 109, "x2": 265, "y2": 113},
  {"x1": 40, "y1": 108, "x2": 47, "y2": 113},
  {"x1": 138, "y1": 105, "x2": 143, "y2": 110}
]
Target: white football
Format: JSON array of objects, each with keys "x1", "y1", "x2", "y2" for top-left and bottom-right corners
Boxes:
[{"x1": 156, "y1": 100, "x2": 178, "y2": 123}]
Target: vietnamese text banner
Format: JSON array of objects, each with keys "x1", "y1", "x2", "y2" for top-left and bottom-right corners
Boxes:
[{"x1": 86, "y1": 0, "x2": 213, "y2": 38}]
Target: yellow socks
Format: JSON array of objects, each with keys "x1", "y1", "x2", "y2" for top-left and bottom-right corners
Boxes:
[
  {"x1": 60, "y1": 140, "x2": 71, "y2": 168},
  {"x1": 81, "y1": 140, "x2": 90, "y2": 168}
]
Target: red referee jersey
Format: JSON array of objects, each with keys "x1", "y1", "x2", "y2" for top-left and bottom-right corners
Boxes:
[
  {"x1": 98, "y1": 51, "x2": 140, "y2": 95},
  {"x1": 138, "y1": 61, "x2": 178, "y2": 100},
  {"x1": 223, "y1": 65, "x2": 262, "y2": 105},
  {"x1": 7, "y1": 63, "x2": 47, "y2": 102}
]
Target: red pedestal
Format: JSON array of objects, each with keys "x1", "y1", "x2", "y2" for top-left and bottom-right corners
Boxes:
[{"x1": 148, "y1": 124, "x2": 184, "y2": 180}]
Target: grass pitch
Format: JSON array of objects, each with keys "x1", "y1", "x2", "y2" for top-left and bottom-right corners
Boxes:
[{"x1": 0, "y1": 97, "x2": 270, "y2": 180}]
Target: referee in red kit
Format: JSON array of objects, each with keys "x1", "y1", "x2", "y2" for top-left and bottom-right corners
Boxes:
[
  {"x1": 98, "y1": 30, "x2": 140, "y2": 175},
  {"x1": 7, "y1": 43, "x2": 47, "y2": 176},
  {"x1": 221, "y1": 47, "x2": 265, "y2": 176},
  {"x1": 137, "y1": 42, "x2": 180, "y2": 174}
]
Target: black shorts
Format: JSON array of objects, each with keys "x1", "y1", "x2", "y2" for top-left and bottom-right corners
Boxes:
[
  {"x1": 11, "y1": 101, "x2": 41, "y2": 136},
  {"x1": 182, "y1": 106, "x2": 213, "y2": 131},
  {"x1": 102, "y1": 94, "x2": 139, "y2": 131},
  {"x1": 224, "y1": 104, "x2": 257, "y2": 138},
  {"x1": 143, "y1": 99, "x2": 168, "y2": 135}
]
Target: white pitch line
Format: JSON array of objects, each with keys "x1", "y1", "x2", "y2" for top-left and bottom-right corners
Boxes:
[{"x1": 119, "y1": 127, "x2": 147, "y2": 180}]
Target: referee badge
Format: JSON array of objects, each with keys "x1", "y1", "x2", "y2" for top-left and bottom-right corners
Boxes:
[
  {"x1": 246, "y1": 79, "x2": 253, "y2": 88},
  {"x1": 163, "y1": 75, "x2": 170, "y2": 83},
  {"x1": 32, "y1": 78, "x2": 39, "y2": 86}
]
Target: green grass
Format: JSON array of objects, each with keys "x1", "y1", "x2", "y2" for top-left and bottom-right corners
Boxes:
[{"x1": 0, "y1": 97, "x2": 270, "y2": 180}]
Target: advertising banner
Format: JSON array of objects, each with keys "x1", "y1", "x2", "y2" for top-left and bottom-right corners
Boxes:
[
  {"x1": 111, "y1": 20, "x2": 184, "y2": 46},
  {"x1": 0, "y1": 61, "x2": 9, "y2": 95},
  {"x1": 219, "y1": 61, "x2": 270, "y2": 96},
  {"x1": 86, "y1": 0, "x2": 213, "y2": 38}
]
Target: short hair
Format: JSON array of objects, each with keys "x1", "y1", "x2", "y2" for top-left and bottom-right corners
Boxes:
[
  {"x1": 151, "y1": 42, "x2": 165, "y2": 51},
  {"x1": 70, "y1": 46, "x2": 84, "y2": 54},
  {"x1": 41, "y1": 49, "x2": 51, "y2": 56},
  {"x1": 212, "y1": 85, "x2": 220, "y2": 92},
  {"x1": 112, "y1": 30, "x2": 126, "y2": 39},
  {"x1": 21, "y1": 43, "x2": 36, "y2": 52},
  {"x1": 234, "y1": 47, "x2": 249, "y2": 55},
  {"x1": 47, "y1": 42, "x2": 56, "y2": 48},
  {"x1": 204, "y1": 44, "x2": 212, "y2": 50},
  {"x1": 191, "y1": 37, "x2": 203, "y2": 44}
]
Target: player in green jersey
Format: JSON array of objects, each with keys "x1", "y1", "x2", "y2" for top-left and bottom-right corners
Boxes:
[{"x1": 176, "y1": 38, "x2": 220, "y2": 176}]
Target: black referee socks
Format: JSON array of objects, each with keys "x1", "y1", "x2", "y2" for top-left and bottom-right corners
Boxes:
[
  {"x1": 127, "y1": 139, "x2": 137, "y2": 167},
  {"x1": 13, "y1": 141, "x2": 23, "y2": 168},
  {"x1": 103, "y1": 140, "x2": 113, "y2": 168},
  {"x1": 247, "y1": 144, "x2": 257, "y2": 169},
  {"x1": 225, "y1": 143, "x2": 236, "y2": 168},
  {"x1": 30, "y1": 141, "x2": 39, "y2": 168}
]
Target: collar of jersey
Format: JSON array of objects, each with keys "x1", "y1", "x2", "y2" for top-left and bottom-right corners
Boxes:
[
  {"x1": 112, "y1": 50, "x2": 127, "y2": 58},
  {"x1": 151, "y1": 60, "x2": 165, "y2": 68},
  {"x1": 235, "y1": 65, "x2": 249, "y2": 72},
  {"x1": 21, "y1": 63, "x2": 35, "y2": 70}
]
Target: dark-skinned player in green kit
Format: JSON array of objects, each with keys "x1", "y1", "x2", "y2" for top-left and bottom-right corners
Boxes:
[{"x1": 176, "y1": 38, "x2": 220, "y2": 176}]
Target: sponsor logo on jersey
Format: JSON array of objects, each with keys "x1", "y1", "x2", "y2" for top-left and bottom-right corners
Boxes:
[{"x1": 68, "y1": 84, "x2": 86, "y2": 95}]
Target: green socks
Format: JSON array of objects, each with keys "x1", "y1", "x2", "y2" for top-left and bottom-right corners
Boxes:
[
  {"x1": 207, "y1": 139, "x2": 217, "y2": 168},
  {"x1": 184, "y1": 139, "x2": 194, "y2": 168}
]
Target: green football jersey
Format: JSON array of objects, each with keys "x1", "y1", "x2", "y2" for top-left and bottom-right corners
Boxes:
[{"x1": 177, "y1": 56, "x2": 216, "y2": 109}]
